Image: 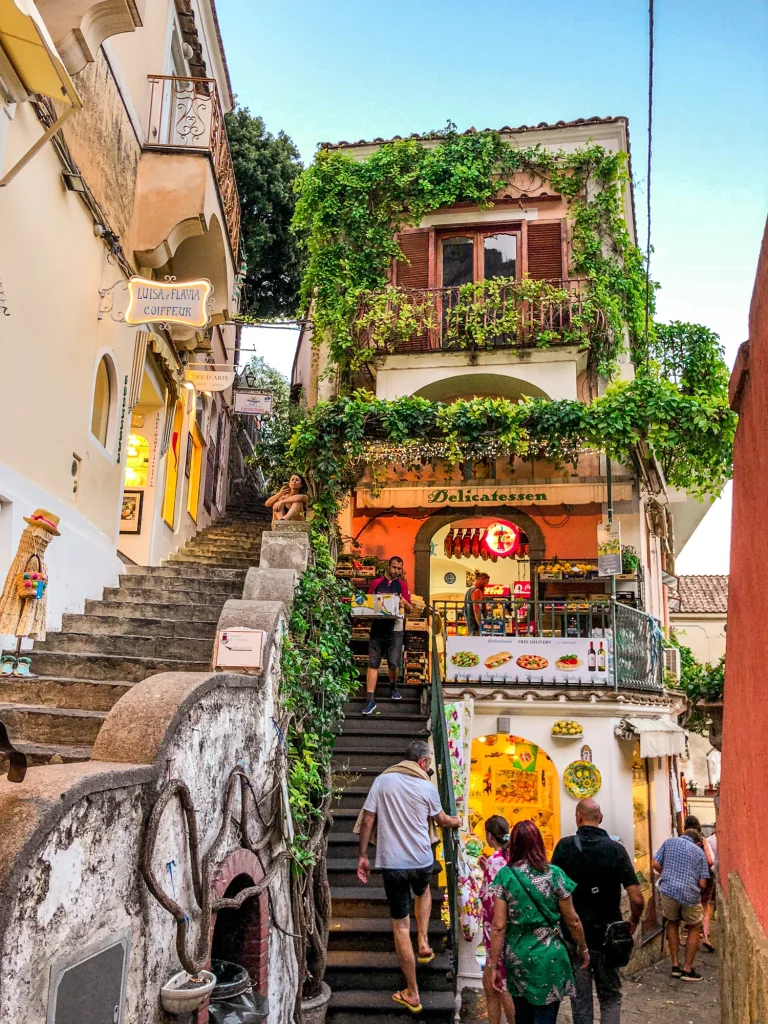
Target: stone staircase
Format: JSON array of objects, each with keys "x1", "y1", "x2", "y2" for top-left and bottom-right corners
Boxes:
[
  {"x1": 326, "y1": 684, "x2": 456, "y2": 1023},
  {"x1": 0, "y1": 505, "x2": 271, "y2": 768}
]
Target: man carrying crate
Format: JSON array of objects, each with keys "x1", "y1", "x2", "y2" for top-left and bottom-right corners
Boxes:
[{"x1": 363, "y1": 556, "x2": 413, "y2": 715}]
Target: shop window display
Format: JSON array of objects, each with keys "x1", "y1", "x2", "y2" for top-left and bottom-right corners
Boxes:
[
  {"x1": 468, "y1": 734, "x2": 560, "y2": 858},
  {"x1": 124, "y1": 434, "x2": 150, "y2": 489},
  {"x1": 632, "y1": 741, "x2": 653, "y2": 902}
]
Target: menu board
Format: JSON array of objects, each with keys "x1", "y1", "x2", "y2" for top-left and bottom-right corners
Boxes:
[{"x1": 445, "y1": 635, "x2": 611, "y2": 684}]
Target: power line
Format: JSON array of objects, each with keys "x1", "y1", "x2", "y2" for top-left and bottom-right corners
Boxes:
[{"x1": 645, "y1": 0, "x2": 655, "y2": 349}]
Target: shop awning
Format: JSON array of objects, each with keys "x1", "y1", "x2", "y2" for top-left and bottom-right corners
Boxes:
[
  {"x1": 617, "y1": 716, "x2": 686, "y2": 758},
  {"x1": 0, "y1": 0, "x2": 80, "y2": 106}
]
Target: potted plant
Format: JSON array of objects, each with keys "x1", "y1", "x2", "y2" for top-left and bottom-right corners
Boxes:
[
  {"x1": 160, "y1": 970, "x2": 216, "y2": 1015},
  {"x1": 621, "y1": 547, "x2": 640, "y2": 575},
  {"x1": 686, "y1": 780, "x2": 700, "y2": 796}
]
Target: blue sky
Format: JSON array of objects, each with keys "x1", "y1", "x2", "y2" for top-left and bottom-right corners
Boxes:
[{"x1": 219, "y1": 0, "x2": 768, "y2": 573}]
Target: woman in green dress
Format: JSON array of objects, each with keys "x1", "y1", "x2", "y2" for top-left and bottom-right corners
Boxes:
[{"x1": 487, "y1": 819, "x2": 589, "y2": 1024}]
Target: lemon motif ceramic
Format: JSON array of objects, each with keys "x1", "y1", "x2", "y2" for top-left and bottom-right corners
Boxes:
[{"x1": 564, "y1": 760, "x2": 601, "y2": 798}]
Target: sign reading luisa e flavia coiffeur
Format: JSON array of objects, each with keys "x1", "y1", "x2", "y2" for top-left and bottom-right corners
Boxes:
[{"x1": 125, "y1": 277, "x2": 213, "y2": 328}]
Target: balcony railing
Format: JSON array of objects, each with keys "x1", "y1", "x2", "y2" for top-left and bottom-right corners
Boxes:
[
  {"x1": 353, "y1": 278, "x2": 604, "y2": 355},
  {"x1": 145, "y1": 75, "x2": 241, "y2": 258},
  {"x1": 435, "y1": 598, "x2": 664, "y2": 693}
]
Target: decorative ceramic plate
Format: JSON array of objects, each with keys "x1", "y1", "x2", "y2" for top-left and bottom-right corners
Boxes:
[{"x1": 563, "y1": 760, "x2": 602, "y2": 798}]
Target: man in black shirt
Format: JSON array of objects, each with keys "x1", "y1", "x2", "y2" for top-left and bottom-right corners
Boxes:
[{"x1": 552, "y1": 798, "x2": 644, "y2": 1024}]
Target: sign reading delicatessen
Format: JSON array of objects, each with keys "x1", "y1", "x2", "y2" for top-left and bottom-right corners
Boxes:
[
  {"x1": 445, "y1": 635, "x2": 612, "y2": 684},
  {"x1": 356, "y1": 482, "x2": 633, "y2": 509}
]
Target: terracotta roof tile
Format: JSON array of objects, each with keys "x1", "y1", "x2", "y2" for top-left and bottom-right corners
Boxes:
[
  {"x1": 319, "y1": 116, "x2": 628, "y2": 152},
  {"x1": 676, "y1": 575, "x2": 729, "y2": 615}
]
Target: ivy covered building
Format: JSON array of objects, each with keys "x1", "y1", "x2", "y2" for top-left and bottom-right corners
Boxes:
[{"x1": 289, "y1": 116, "x2": 734, "y2": 986}]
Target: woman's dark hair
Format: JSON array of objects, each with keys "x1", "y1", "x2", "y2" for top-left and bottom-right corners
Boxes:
[
  {"x1": 485, "y1": 815, "x2": 510, "y2": 850},
  {"x1": 289, "y1": 473, "x2": 307, "y2": 491},
  {"x1": 507, "y1": 819, "x2": 548, "y2": 873},
  {"x1": 684, "y1": 814, "x2": 701, "y2": 831}
]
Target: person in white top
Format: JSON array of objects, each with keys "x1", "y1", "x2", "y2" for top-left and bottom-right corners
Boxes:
[{"x1": 357, "y1": 739, "x2": 461, "y2": 1015}]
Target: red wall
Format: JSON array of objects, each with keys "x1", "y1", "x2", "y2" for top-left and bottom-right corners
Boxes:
[{"x1": 719, "y1": 218, "x2": 768, "y2": 930}]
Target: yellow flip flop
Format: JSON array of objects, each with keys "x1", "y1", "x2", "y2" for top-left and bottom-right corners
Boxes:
[
  {"x1": 392, "y1": 990, "x2": 423, "y2": 1014},
  {"x1": 417, "y1": 949, "x2": 435, "y2": 965}
]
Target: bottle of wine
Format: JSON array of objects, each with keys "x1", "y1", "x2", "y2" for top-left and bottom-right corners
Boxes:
[
  {"x1": 471, "y1": 528, "x2": 481, "y2": 558},
  {"x1": 453, "y1": 529, "x2": 463, "y2": 558},
  {"x1": 444, "y1": 528, "x2": 455, "y2": 558},
  {"x1": 462, "y1": 529, "x2": 472, "y2": 558},
  {"x1": 588, "y1": 641, "x2": 596, "y2": 671},
  {"x1": 597, "y1": 642, "x2": 606, "y2": 672}
]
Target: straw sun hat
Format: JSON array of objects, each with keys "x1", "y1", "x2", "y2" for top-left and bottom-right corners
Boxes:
[{"x1": 23, "y1": 509, "x2": 61, "y2": 536}]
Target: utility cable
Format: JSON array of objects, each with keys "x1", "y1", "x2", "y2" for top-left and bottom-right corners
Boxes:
[{"x1": 645, "y1": 0, "x2": 655, "y2": 351}]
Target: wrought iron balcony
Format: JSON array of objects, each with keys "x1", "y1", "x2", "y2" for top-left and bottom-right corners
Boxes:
[
  {"x1": 353, "y1": 278, "x2": 604, "y2": 355},
  {"x1": 145, "y1": 75, "x2": 241, "y2": 259}
]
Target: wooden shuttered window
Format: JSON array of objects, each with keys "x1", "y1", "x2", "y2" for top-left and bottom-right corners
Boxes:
[
  {"x1": 527, "y1": 221, "x2": 564, "y2": 280},
  {"x1": 395, "y1": 230, "x2": 430, "y2": 288}
]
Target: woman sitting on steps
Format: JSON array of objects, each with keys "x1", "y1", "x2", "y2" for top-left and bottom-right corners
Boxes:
[{"x1": 266, "y1": 474, "x2": 308, "y2": 523}]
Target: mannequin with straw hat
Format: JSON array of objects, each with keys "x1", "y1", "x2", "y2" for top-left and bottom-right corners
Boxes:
[{"x1": 0, "y1": 509, "x2": 60, "y2": 677}]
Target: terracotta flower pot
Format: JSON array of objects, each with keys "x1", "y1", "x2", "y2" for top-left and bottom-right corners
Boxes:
[{"x1": 302, "y1": 982, "x2": 331, "y2": 1024}]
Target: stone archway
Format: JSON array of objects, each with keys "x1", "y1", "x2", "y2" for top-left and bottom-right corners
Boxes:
[
  {"x1": 208, "y1": 849, "x2": 269, "y2": 1003},
  {"x1": 414, "y1": 507, "x2": 545, "y2": 602}
]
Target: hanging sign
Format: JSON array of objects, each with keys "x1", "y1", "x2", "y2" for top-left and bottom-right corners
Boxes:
[
  {"x1": 485, "y1": 521, "x2": 520, "y2": 558},
  {"x1": 597, "y1": 520, "x2": 622, "y2": 576},
  {"x1": 233, "y1": 390, "x2": 274, "y2": 416},
  {"x1": 184, "y1": 364, "x2": 236, "y2": 392},
  {"x1": 125, "y1": 277, "x2": 213, "y2": 328},
  {"x1": 513, "y1": 581, "x2": 532, "y2": 598},
  {"x1": 484, "y1": 584, "x2": 511, "y2": 598}
]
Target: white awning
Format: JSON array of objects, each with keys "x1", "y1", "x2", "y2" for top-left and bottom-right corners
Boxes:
[{"x1": 618, "y1": 716, "x2": 687, "y2": 758}]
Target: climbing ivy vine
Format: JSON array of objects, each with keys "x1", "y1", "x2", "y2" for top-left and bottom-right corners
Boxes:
[{"x1": 293, "y1": 125, "x2": 652, "y2": 379}]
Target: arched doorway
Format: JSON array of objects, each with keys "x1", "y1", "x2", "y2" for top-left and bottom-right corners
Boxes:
[
  {"x1": 414, "y1": 507, "x2": 545, "y2": 602},
  {"x1": 468, "y1": 732, "x2": 560, "y2": 858},
  {"x1": 209, "y1": 850, "x2": 269, "y2": 1000}
]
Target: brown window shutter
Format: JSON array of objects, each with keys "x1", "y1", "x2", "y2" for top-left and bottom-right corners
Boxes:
[
  {"x1": 527, "y1": 221, "x2": 564, "y2": 280},
  {"x1": 395, "y1": 231, "x2": 430, "y2": 288}
]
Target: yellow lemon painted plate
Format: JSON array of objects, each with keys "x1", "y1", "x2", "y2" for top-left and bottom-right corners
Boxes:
[{"x1": 564, "y1": 760, "x2": 601, "y2": 798}]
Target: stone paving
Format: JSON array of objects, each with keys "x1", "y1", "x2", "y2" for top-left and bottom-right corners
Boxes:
[{"x1": 460, "y1": 946, "x2": 720, "y2": 1024}]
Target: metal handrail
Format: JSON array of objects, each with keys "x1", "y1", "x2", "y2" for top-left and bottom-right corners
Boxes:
[{"x1": 430, "y1": 631, "x2": 460, "y2": 987}]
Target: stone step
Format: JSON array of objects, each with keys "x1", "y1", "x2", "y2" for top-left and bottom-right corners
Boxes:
[
  {"x1": 104, "y1": 578, "x2": 241, "y2": 600},
  {"x1": 26, "y1": 650, "x2": 210, "y2": 682},
  {"x1": 332, "y1": 782, "x2": 376, "y2": 810},
  {"x1": 0, "y1": 675, "x2": 132, "y2": 711},
  {"x1": 327, "y1": 990, "x2": 454, "y2": 1023},
  {"x1": 325, "y1": 950, "x2": 451, "y2": 992},
  {"x1": 331, "y1": 886, "x2": 443, "y2": 920},
  {"x1": 61, "y1": 613, "x2": 218, "y2": 639},
  {"x1": 332, "y1": 747, "x2": 403, "y2": 771},
  {"x1": 328, "y1": 916, "x2": 447, "y2": 953},
  {"x1": 178, "y1": 537, "x2": 263, "y2": 548},
  {"x1": 327, "y1": 859, "x2": 440, "y2": 888},
  {"x1": 0, "y1": 702, "x2": 106, "y2": 747},
  {"x1": 168, "y1": 555, "x2": 257, "y2": 568},
  {"x1": 86, "y1": 599, "x2": 224, "y2": 619},
  {"x1": 13, "y1": 740, "x2": 93, "y2": 766},
  {"x1": 34, "y1": 631, "x2": 214, "y2": 661},
  {"x1": 124, "y1": 565, "x2": 247, "y2": 581},
  {"x1": 343, "y1": 697, "x2": 425, "y2": 719},
  {"x1": 337, "y1": 714, "x2": 427, "y2": 735},
  {"x1": 334, "y1": 726, "x2": 429, "y2": 751}
]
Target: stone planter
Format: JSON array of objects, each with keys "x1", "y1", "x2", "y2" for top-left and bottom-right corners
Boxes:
[
  {"x1": 160, "y1": 970, "x2": 216, "y2": 1015},
  {"x1": 301, "y1": 982, "x2": 331, "y2": 1024}
]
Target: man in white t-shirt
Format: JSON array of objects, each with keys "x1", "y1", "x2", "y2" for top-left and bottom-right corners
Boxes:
[{"x1": 357, "y1": 739, "x2": 461, "y2": 1014}]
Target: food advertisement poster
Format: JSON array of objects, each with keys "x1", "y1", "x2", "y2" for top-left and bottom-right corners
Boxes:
[
  {"x1": 597, "y1": 520, "x2": 622, "y2": 576},
  {"x1": 495, "y1": 768, "x2": 539, "y2": 804},
  {"x1": 445, "y1": 636, "x2": 611, "y2": 683}
]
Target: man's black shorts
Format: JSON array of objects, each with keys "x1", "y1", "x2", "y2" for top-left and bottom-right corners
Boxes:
[
  {"x1": 368, "y1": 628, "x2": 404, "y2": 670},
  {"x1": 381, "y1": 867, "x2": 433, "y2": 920}
]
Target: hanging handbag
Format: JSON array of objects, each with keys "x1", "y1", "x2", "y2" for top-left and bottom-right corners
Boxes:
[{"x1": 15, "y1": 553, "x2": 47, "y2": 600}]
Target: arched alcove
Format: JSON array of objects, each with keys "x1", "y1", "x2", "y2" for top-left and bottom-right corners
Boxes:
[{"x1": 412, "y1": 373, "x2": 550, "y2": 404}]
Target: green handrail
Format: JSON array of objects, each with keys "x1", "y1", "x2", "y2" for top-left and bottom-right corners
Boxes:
[{"x1": 430, "y1": 632, "x2": 460, "y2": 987}]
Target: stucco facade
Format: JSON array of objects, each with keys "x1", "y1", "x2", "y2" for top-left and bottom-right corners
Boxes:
[{"x1": 0, "y1": 0, "x2": 240, "y2": 641}]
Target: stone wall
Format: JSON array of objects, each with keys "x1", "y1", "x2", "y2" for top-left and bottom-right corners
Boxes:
[
  {"x1": 719, "y1": 873, "x2": 768, "y2": 1024},
  {"x1": 0, "y1": 529, "x2": 312, "y2": 1023}
]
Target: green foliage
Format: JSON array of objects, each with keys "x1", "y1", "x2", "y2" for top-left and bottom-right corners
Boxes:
[
  {"x1": 669, "y1": 633, "x2": 725, "y2": 736},
  {"x1": 293, "y1": 127, "x2": 650, "y2": 380},
  {"x1": 225, "y1": 106, "x2": 304, "y2": 317},
  {"x1": 281, "y1": 529, "x2": 357, "y2": 867},
  {"x1": 242, "y1": 356, "x2": 303, "y2": 492},
  {"x1": 288, "y1": 384, "x2": 736, "y2": 525},
  {"x1": 644, "y1": 321, "x2": 730, "y2": 400}
]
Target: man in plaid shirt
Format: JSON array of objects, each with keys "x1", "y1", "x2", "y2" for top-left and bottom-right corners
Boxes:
[{"x1": 653, "y1": 829, "x2": 710, "y2": 982}]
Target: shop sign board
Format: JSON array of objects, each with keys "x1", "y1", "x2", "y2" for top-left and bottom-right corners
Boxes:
[
  {"x1": 513, "y1": 581, "x2": 532, "y2": 598},
  {"x1": 184, "y1": 364, "x2": 236, "y2": 392},
  {"x1": 356, "y1": 482, "x2": 633, "y2": 509},
  {"x1": 484, "y1": 584, "x2": 511, "y2": 598},
  {"x1": 234, "y1": 390, "x2": 274, "y2": 416},
  {"x1": 597, "y1": 520, "x2": 622, "y2": 576},
  {"x1": 125, "y1": 277, "x2": 212, "y2": 328},
  {"x1": 445, "y1": 635, "x2": 611, "y2": 685},
  {"x1": 485, "y1": 521, "x2": 520, "y2": 558}
]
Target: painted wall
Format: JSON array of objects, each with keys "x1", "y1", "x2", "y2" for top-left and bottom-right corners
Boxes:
[{"x1": 720, "y1": 218, "x2": 768, "y2": 934}]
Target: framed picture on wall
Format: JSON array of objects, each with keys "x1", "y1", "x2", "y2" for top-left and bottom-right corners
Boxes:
[{"x1": 120, "y1": 490, "x2": 143, "y2": 534}]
